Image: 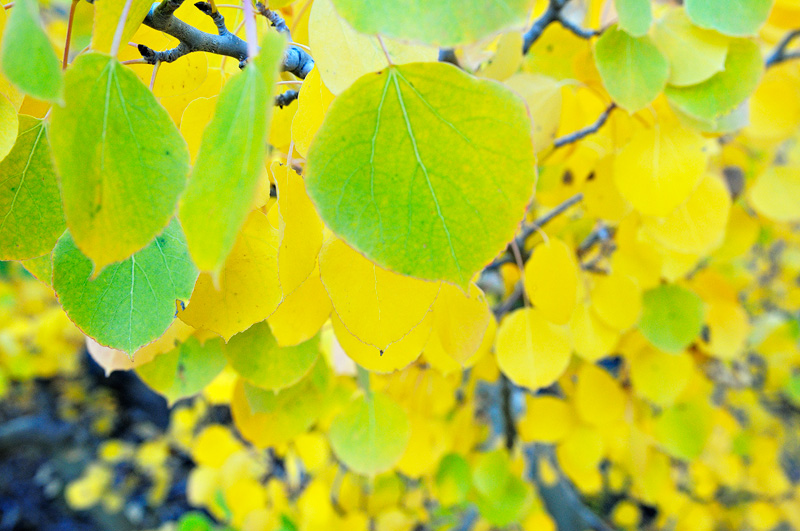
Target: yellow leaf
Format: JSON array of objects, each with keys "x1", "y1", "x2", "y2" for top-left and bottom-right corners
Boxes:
[
  {"x1": 523, "y1": 238, "x2": 579, "y2": 325},
  {"x1": 477, "y1": 32, "x2": 523, "y2": 81},
  {"x1": 430, "y1": 282, "x2": 491, "y2": 363},
  {"x1": 92, "y1": 0, "x2": 153, "y2": 56},
  {"x1": 331, "y1": 312, "x2": 431, "y2": 373},
  {"x1": 749, "y1": 165, "x2": 800, "y2": 222},
  {"x1": 308, "y1": 0, "x2": 437, "y2": 94},
  {"x1": 180, "y1": 210, "x2": 282, "y2": 341},
  {"x1": 423, "y1": 315, "x2": 494, "y2": 375},
  {"x1": 574, "y1": 363, "x2": 626, "y2": 426},
  {"x1": 629, "y1": 347, "x2": 693, "y2": 406},
  {"x1": 272, "y1": 161, "x2": 324, "y2": 295},
  {"x1": 643, "y1": 174, "x2": 731, "y2": 255},
  {"x1": 701, "y1": 299, "x2": 749, "y2": 360},
  {"x1": 396, "y1": 415, "x2": 448, "y2": 478},
  {"x1": 583, "y1": 155, "x2": 632, "y2": 222},
  {"x1": 495, "y1": 308, "x2": 572, "y2": 391},
  {"x1": 505, "y1": 73, "x2": 562, "y2": 154},
  {"x1": 518, "y1": 395, "x2": 575, "y2": 443},
  {"x1": 319, "y1": 237, "x2": 439, "y2": 351},
  {"x1": 180, "y1": 96, "x2": 217, "y2": 163},
  {"x1": 267, "y1": 265, "x2": 331, "y2": 347},
  {"x1": 591, "y1": 272, "x2": 641, "y2": 330},
  {"x1": 744, "y1": 66, "x2": 800, "y2": 143},
  {"x1": 291, "y1": 66, "x2": 335, "y2": 158},
  {"x1": 569, "y1": 303, "x2": 619, "y2": 362},
  {"x1": 612, "y1": 214, "x2": 663, "y2": 290},
  {"x1": 613, "y1": 122, "x2": 708, "y2": 217}
]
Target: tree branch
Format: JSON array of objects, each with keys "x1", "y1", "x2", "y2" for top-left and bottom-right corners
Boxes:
[
  {"x1": 275, "y1": 89, "x2": 299, "y2": 108},
  {"x1": 523, "y1": 0, "x2": 601, "y2": 54},
  {"x1": 766, "y1": 28, "x2": 800, "y2": 67},
  {"x1": 140, "y1": 0, "x2": 314, "y2": 77},
  {"x1": 553, "y1": 104, "x2": 616, "y2": 148}
]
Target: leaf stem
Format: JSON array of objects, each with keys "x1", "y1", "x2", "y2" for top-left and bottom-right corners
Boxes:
[
  {"x1": 3, "y1": 2, "x2": 13, "y2": 9},
  {"x1": 376, "y1": 34, "x2": 393, "y2": 66},
  {"x1": 149, "y1": 61, "x2": 161, "y2": 90},
  {"x1": 110, "y1": 0, "x2": 135, "y2": 58},
  {"x1": 241, "y1": 0, "x2": 258, "y2": 60},
  {"x1": 63, "y1": 0, "x2": 78, "y2": 70},
  {"x1": 356, "y1": 365, "x2": 371, "y2": 400}
]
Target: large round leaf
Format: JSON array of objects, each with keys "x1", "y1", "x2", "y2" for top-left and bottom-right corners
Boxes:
[
  {"x1": 306, "y1": 63, "x2": 536, "y2": 286},
  {"x1": 329, "y1": 0, "x2": 533, "y2": 48},
  {"x1": 685, "y1": 0, "x2": 773, "y2": 36},
  {"x1": 53, "y1": 220, "x2": 199, "y2": 354}
]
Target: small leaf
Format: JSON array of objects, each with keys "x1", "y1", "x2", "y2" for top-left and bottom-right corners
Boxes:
[
  {"x1": 615, "y1": 0, "x2": 652, "y2": 37},
  {"x1": 92, "y1": 0, "x2": 153, "y2": 56},
  {"x1": 52, "y1": 220, "x2": 198, "y2": 354},
  {"x1": 748, "y1": 166, "x2": 800, "y2": 223},
  {"x1": 50, "y1": 53, "x2": 190, "y2": 272},
  {"x1": 629, "y1": 348, "x2": 693, "y2": 406},
  {"x1": 179, "y1": 33, "x2": 285, "y2": 274},
  {"x1": 329, "y1": 391, "x2": 411, "y2": 475},
  {"x1": 329, "y1": 0, "x2": 533, "y2": 47},
  {"x1": 685, "y1": 0, "x2": 774, "y2": 36},
  {"x1": 225, "y1": 321, "x2": 319, "y2": 392},
  {"x1": 136, "y1": 335, "x2": 227, "y2": 404},
  {"x1": 523, "y1": 238, "x2": 579, "y2": 325},
  {"x1": 594, "y1": 26, "x2": 669, "y2": 112},
  {"x1": 306, "y1": 62, "x2": 536, "y2": 286},
  {"x1": 0, "y1": 116, "x2": 65, "y2": 260},
  {"x1": 653, "y1": 400, "x2": 713, "y2": 460},
  {"x1": 665, "y1": 39, "x2": 762, "y2": 121},
  {"x1": 640, "y1": 284, "x2": 705, "y2": 353},
  {"x1": 0, "y1": 0, "x2": 62, "y2": 101}
]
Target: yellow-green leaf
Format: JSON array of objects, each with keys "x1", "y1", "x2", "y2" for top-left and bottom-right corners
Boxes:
[
  {"x1": 50, "y1": 53, "x2": 189, "y2": 272},
  {"x1": 685, "y1": 0, "x2": 774, "y2": 36},
  {"x1": 0, "y1": 0, "x2": 62, "y2": 101},
  {"x1": 179, "y1": 33, "x2": 285, "y2": 274},
  {"x1": 0, "y1": 116, "x2": 65, "y2": 260},
  {"x1": 615, "y1": 0, "x2": 652, "y2": 37},
  {"x1": 306, "y1": 63, "x2": 536, "y2": 286},
  {"x1": 52, "y1": 220, "x2": 198, "y2": 354},
  {"x1": 639, "y1": 284, "x2": 705, "y2": 353}
]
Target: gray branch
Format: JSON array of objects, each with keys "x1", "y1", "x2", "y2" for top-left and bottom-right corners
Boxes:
[
  {"x1": 766, "y1": 28, "x2": 800, "y2": 67},
  {"x1": 140, "y1": 0, "x2": 314, "y2": 78},
  {"x1": 523, "y1": 0, "x2": 602, "y2": 54},
  {"x1": 553, "y1": 103, "x2": 617, "y2": 148}
]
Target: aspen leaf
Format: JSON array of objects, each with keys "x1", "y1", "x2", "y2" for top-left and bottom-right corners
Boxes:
[
  {"x1": 495, "y1": 308, "x2": 572, "y2": 391},
  {"x1": 0, "y1": 0, "x2": 62, "y2": 102},
  {"x1": 591, "y1": 273, "x2": 641, "y2": 331},
  {"x1": 435, "y1": 454, "x2": 471, "y2": 507},
  {"x1": 52, "y1": 220, "x2": 198, "y2": 354},
  {"x1": 629, "y1": 348, "x2": 693, "y2": 406},
  {"x1": 92, "y1": 0, "x2": 153, "y2": 55},
  {"x1": 665, "y1": 39, "x2": 763, "y2": 121},
  {"x1": 21, "y1": 252, "x2": 53, "y2": 286},
  {"x1": 430, "y1": 283, "x2": 491, "y2": 364},
  {"x1": 268, "y1": 266, "x2": 332, "y2": 347},
  {"x1": 50, "y1": 53, "x2": 190, "y2": 272},
  {"x1": 643, "y1": 174, "x2": 732, "y2": 255},
  {"x1": 615, "y1": 0, "x2": 652, "y2": 37},
  {"x1": 136, "y1": 335, "x2": 227, "y2": 405},
  {"x1": 702, "y1": 299, "x2": 749, "y2": 360},
  {"x1": 652, "y1": 9, "x2": 729, "y2": 87},
  {"x1": 504, "y1": 73, "x2": 562, "y2": 153},
  {"x1": 329, "y1": 0, "x2": 533, "y2": 48},
  {"x1": 593, "y1": 27, "x2": 669, "y2": 112},
  {"x1": 640, "y1": 284, "x2": 705, "y2": 353},
  {"x1": 748, "y1": 166, "x2": 800, "y2": 222},
  {"x1": 272, "y1": 162, "x2": 323, "y2": 295},
  {"x1": 570, "y1": 304, "x2": 619, "y2": 362},
  {"x1": 745, "y1": 67, "x2": 800, "y2": 142},
  {"x1": 319, "y1": 237, "x2": 439, "y2": 352},
  {"x1": 225, "y1": 321, "x2": 319, "y2": 391},
  {"x1": 653, "y1": 400, "x2": 713, "y2": 460},
  {"x1": 308, "y1": 0, "x2": 436, "y2": 95},
  {"x1": 329, "y1": 391, "x2": 411, "y2": 475},
  {"x1": 179, "y1": 32, "x2": 285, "y2": 274},
  {"x1": 574, "y1": 364, "x2": 626, "y2": 426},
  {"x1": 613, "y1": 123, "x2": 708, "y2": 217},
  {"x1": 332, "y1": 312, "x2": 431, "y2": 373},
  {"x1": 306, "y1": 62, "x2": 536, "y2": 286},
  {"x1": 290, "y1": 67, "x2": 334, "y2": 157},
  {"x1": 0, "y1": 93, "x2": 15, "y2": 161},
  {"x1": 423, "y1": 315, "x2": 494, "y2": 374},
  {"x1": 0, "y1": 116, "x2": 65, "y2": 260},
  {"x1": 685, "y1": 0, "x2": 774, "y2": 36},
  {"x1": 518, "y1": 395, "x2": 574, "y2": 443},
  {"x1": 396, "y1": 415, "x2": 448, "y2": 478},
  {"x1": 523, "y1": 238, "x2": 579, "y2": 325},
  {"x1": 476, "y1": 31, "x2": 524, "y2": 81},
  {"x1": 180, "y1": 96, "x2": 217, "y2": 163},
  {"x1": 179, "y1": 210, "x2": 281, "y2": 341}
]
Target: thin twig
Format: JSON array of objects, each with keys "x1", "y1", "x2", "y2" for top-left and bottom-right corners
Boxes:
[
  {"x1": 553, "y1": 104, "x2": 616, "y2": 148},
  {"x1": 522, "y1": 0, "x2": 601, "y2": 54},
  {"x1": 276, "y1": 80, "x2": 303, "y2": 85},
  {"x1": 121, "y1": 58, "x2": 148, "y2": 65},
  {"x1": 241, "y1": 0, "x2": 258, "y2": 59},
  {"x1": 63, "y1": 0, "x2": 78, "y2": 69},
  {"x1": 110, "y1": 0, "x2": 135, "y2": 57},
  {"x1": 255, "y1": 2, "x2": 289, "y2": 35},
  {"x1": 766, "y1": 29, "x2": 800, "y2": 67},
  {"x1": 149, "y1": 61, "x2": 161, "y2": 90}
]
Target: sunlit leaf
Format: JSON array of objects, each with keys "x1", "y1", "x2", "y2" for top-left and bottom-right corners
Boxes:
[
  {"x1": 685, "y1": 0, "x2": 774, "y2": 36},
  {"x1": 640, "y1": 284, "x2": 705, "y2": 353},
  {"x1": 615, "y1": 0, "x2": 652, "y2": 37}
]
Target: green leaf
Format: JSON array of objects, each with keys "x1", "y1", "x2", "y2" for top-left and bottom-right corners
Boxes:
[
  {"x1": 21, "y1": 252, "x2": 53, "y2": 286},
  {"x1": 665, "y1": 39, "x2": 762, "y2": 121},
  {"x1": 50, "y1": 53, "x2": 189, "y2": 273},
  {"x1": 329, "y1": 391, "x2": 410, "y2": 475},
  {"x1": 472, "y1": 450, "x2": 532, "y2": 527},
  {"x1": 594, "y1": 26, "x2": 669, "y2": 112},
  {"x1": 653, "y1": 400, "x2": 713, "y2": 460},
  {"x1": 640, "y1": 284, "x2": 705, "y2": 353},
  {"x1": 652, "y1": 8, "x2": 729, "y2": 87},
  {"x1": 179, "y1": 33, "x2": 285, "y2": 275},
  {"x1": 0, "y1": 0, "x2": 63, "y2": 101},
  {"x1": 435, "y1": 454, "x2": 472, "y2": 506},
  {"x1": 0, "y1": 94, "x2": 17, "y2": 162},
  {"x1": 136, "y1": 335, "x2": 226, "y2": 404},
  {"x1": 329, "y1": 0, "x2": 533, "y2": 47},
  {"x1": 225, "y1": 321, "x2": 319, "y2": 392},
  {"x1": 786, "y1": 373, "x2": 800, "y2": 407},
  {"x1": 685, "y1": 0, "x2": 774, "y2": 36},
  {"x1": 0, "y1": 116, "x2": 65, "y2": 260},
  {"x1": 306, "y1": 62, "x2": 536, "y2": 286},
  {"x1": 52, "y1": 219, "x2": 198, "y2": 354},
  {"x1": 615, "y1": 0, "x2": 652, "y2": 37}
]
